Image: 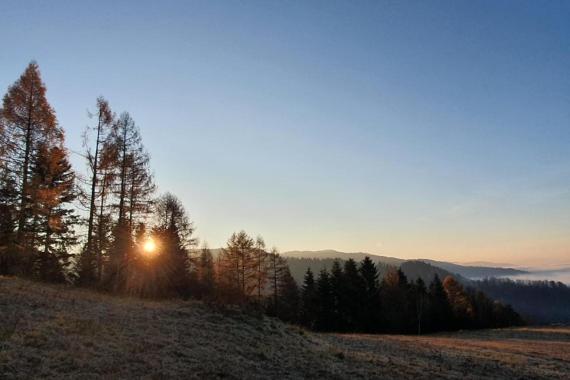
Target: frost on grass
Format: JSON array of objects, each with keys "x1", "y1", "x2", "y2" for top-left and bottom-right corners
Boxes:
[{"x1": 1, "y1": 276, "x2": 569, "y2": 379}]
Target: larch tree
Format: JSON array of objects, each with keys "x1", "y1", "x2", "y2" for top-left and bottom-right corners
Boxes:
[
  {"x1": 219, "y1": 231, "x2": 257, "y2": 300},
  {"x1": 106, "y1": 112, "x2": 147, "y2": 290},
  {"x1": 95, "y1": 142, "x2": 119, "y2": 280},
  {"x1": 253, "y1": 236, "x2": 268, "y2": 299},
  {"x1": 0, "y1": 115, "x2": 18, "y2": 272},
  {"x1": 0, "y1": 62, "x2": 64, "y2": 275},
  {"x1": 126, "y1": 147, "x2": 154, "y2": 227},
  {"x1": 77, "y1": 97, "x2": 115, "y2": 285},
  {"x1": 111, "y1": 112, "x2": 154, "y2": 226},
  {"x1": 443, "y1": 275, "x2": 474, "y2": 327},
  {"x1": 267, "y1": 247, "x2": 288, "y2": 313}
]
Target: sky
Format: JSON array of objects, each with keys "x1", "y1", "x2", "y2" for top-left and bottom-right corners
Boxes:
[{"x1": 1, "y1": 1, "x2": 569, "y2": 267}]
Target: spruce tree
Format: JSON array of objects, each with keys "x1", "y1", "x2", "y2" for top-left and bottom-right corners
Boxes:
[
  {"x1": 342, "y1": 258, "x2": 365, "y2": 331},
  {"x1": 315, "y1": 269, "x2": 334, "y2": 331},
  {"x1": 300, "y1": 268, "x2": 318, "y2": 329},
  {"x1": 197, "y1": 245, "x2": 215, "y2": 298},
  {"x1": 359, "y1": 256, "x2": 381, "y2": 332},
  {"x1": 329, "y1": 260, "x2": 344, "y2": 330},
  {"x1": 276, "y1": 265, "x2": 300, "y2": 322},
  {"x1": 412, "y1": 277, "x2": 427, "y2": 334},
  {"x1": 152, "y1": 193, "x2": 195, "y2": 297},
  {"x1": 30, "y1": 144, "x2": 77, "y2": 282},
  {"x1": 380, "y1": 267, "x2": 410, "y2": 333},
  {"x1": 427, "y1": 274, "x2": 453, "y2": 332}
]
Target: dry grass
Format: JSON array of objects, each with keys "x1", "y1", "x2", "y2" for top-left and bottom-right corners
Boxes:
[
  {"x1": 1, "y1": 276, "x2": 568, "y2": 379},
  {"x1": 323, "y1": 327, "x2": 570, "y2": 379}
]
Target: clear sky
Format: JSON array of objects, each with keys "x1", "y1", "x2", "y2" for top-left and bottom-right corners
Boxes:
[{"x1": 1, "y1": 1, "x2": 569, "y2": 266}]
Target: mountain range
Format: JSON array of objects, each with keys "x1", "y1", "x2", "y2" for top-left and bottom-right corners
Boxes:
[{"x1": 282, "y1": 250, "x2": 527, "y2": 283}]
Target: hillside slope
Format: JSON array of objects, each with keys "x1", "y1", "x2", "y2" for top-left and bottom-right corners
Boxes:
[
  {"x1": 1, "y1": 277, "x2": 569, "y2": 379},
  {"x1": 0, "y1": 277, "x2": 364, "y2": 379}
]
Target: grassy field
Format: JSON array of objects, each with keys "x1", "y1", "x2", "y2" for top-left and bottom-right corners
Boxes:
[{"x1": 1, "y1": 277, "x2": 568, "y2": 379}]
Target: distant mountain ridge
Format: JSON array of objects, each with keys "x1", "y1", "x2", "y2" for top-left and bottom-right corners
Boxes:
[
  {"x1": 417, "y1": 259, "x2": 527, "y2": 279},
  {"x1": 282, "y1": 250, "x2": 527, "y2": 280},
  {"x1": 283, "y1": 250, "x2": 404, "y2": 266}
]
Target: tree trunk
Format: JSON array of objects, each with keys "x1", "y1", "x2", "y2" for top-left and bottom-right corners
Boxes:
[
  {"x1": 16, "y1": 79, "x2": 35, "y2": 245},
  {"x1": 86, "y1": 111, "x2": 103, "y2": 262},
  {"x1": 117, "y1": 124, "x2": 128, "y2": 224}
]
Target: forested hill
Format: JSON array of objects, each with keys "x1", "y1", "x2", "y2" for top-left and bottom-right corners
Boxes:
[
  {"x1": 475, "y1": 278, "x2": 570, "y2": 324},
  {"x1": 418, "y1": 259, "x2": 526, "y2": 279},
  {"x1": 284, "y1": 250, "x2": 404, "y2": 266},
  {"x1": 284, "y1": 255, "x2": 570, "y2": 325},
  {"x1": 285, "y1": 257, "x2": 463, "y2": 286},
  {"x1": 282, "y1": 250, "x2": 525, "y2": 283}
]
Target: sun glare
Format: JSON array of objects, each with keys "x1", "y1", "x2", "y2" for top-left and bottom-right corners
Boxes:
[{"x1": 143, "y1": 238, "x2": 157, "y2": 254}]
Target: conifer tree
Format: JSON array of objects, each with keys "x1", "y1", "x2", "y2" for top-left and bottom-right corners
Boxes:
[
  {"x1": 300, "y1": 268, "x2": 318, "y2": 328},
  {"x1": 342, "y1": 258, "x2": 366, "y2": 331},
  {"x1": 219, "y1": 231, "x2": 256, "y2": 300},
  {"x1": 0, "y1": 114, "x2": 18, "y2": 271},
  {"x1": 412, "y1": 277, "x2": 427, "y2": 334},
  {"x1": 266, "y1": 248, "x2": 289, "y2": 315},
  {"x1": 110, "y1": 112, "x2": 154, "y2": 227},
  {"x1": 152, "y1": 193, "x2": 195, "y2": 296},
  {"x1": 0, "y1": 62, "x2": 62, "y2": 273},
  {"x1": 329, "y1": 260, "x2": 344, "y2": 330},
  {"x1": 78, "y1": 97, "x2": 115, "y2": 285},
  {"x1": 105, "y1": 112, "x2": 146, "y2": 290},
  {"x1": 443, "y1": 275, "x2": 474, "y2": 328},
  {"x1": 253, "y1": 236, "x2": 268, "y2": 299},
  {"x1": 315, "y1": 269, "x2": 334, "y2": 331},
  {"x1": 0, "y1": 169, "x2": 18, "y2": 274},
  {"x1": 126, "y1": 148, "x2": 154, "y2": 227},
  {"x1": 30, "y1": 144, "x2": 77, "y2": 282},
  {"x1": 276, "y1": 265, "x2": 300, "y2": 322},
  {"x1": 380, "y1": 267, "x2": 411, "y2": 333},
  {"x1": 197, "y1": 245, "x2": 215, "y2": 298},
  {"x1": 427, "y1": 274, "x2": 453, "y2": 332},
  {"x1": 359, "y1": 256, "x2": 381, "y2": 332}
]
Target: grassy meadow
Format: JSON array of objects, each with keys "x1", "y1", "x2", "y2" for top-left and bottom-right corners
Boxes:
[{"x1": 1, "y1": 276, "x2": 568, "y2": 379}]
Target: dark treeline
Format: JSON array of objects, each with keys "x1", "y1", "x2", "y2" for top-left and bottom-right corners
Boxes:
[
  {"x1": 298, "y1": 258, "x2": 523, "y2": 334},
  {"x1": 475, "y1": 277, "x2": 570, "y2": 324},
  {"x1": 0, "y1": 62, "x2": 522, "y2": 335}
]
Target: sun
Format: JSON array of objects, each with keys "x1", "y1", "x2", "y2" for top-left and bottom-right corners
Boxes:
[{"x1": 143, "y1": 238, "x2": 157, "y2": 254}]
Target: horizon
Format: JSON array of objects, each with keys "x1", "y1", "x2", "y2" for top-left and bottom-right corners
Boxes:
[{"x1": 1, "y1": 1, "x2": 569, "y2": 267}]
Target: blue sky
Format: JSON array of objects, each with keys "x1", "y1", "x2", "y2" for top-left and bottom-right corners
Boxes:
[{"x1": 1, "y1": 1, "x2": 569, "y2": 266}]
